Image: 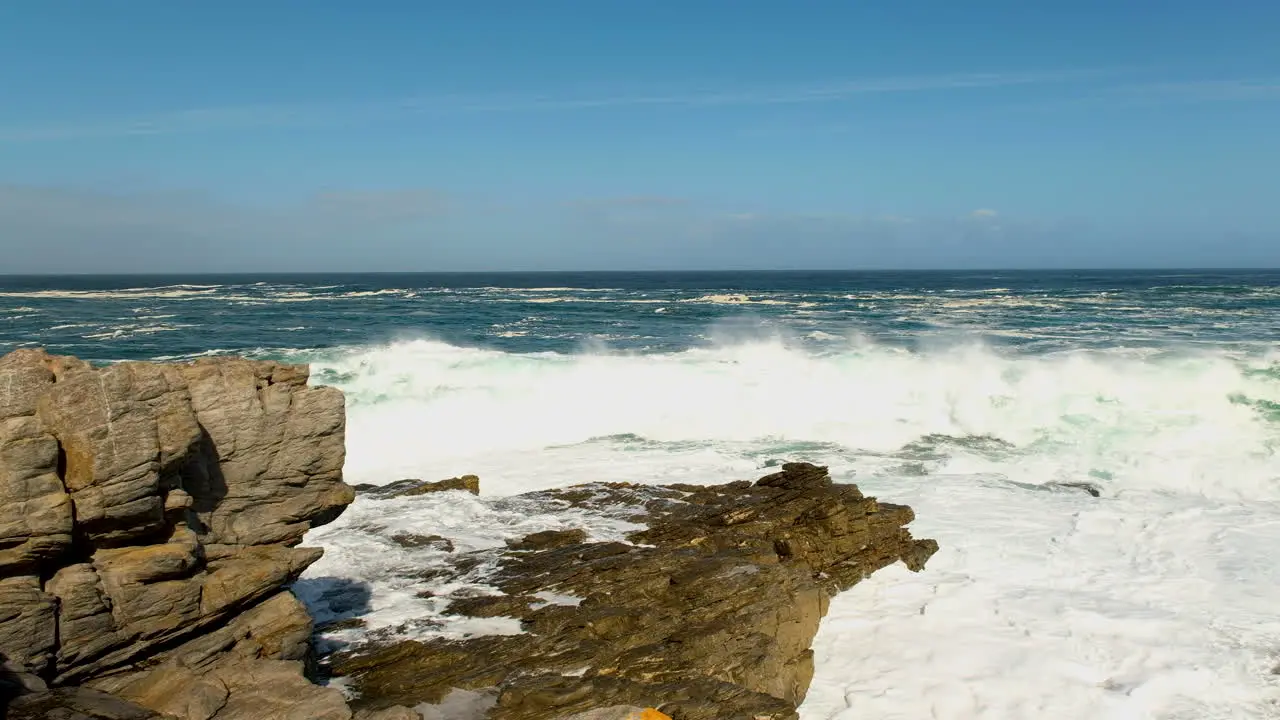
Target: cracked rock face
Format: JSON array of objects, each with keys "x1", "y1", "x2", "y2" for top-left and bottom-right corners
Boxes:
[
  {"x1": 325, "y1": 463, "x2": 937, "y2": 720},
  {"x1": 0, "y1": 349, "x2": 370, "y2": 720}
]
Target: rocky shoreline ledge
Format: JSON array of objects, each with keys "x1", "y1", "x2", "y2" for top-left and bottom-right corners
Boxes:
[{"x1": 0, "y1": 350, "x2": 936, "y2": 720}]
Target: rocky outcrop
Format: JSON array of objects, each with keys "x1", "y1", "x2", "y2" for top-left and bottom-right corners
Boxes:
[
  {"x1": 1, "y1": 348, "x2": 938, "y2": 720},
  {"x1": 353, "y1": 475, "x2": 481, "y2": 498},
  {"x1": 326, "y1": 463, "x2": 937, "y2": 720},
  {"x1": 0, "y1": 349, "x2": 371, "y2": 719}
]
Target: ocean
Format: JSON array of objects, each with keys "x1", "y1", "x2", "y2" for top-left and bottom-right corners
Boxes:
[{"x1": 3, "y1": 270, "x2": 1279, "y2": 719}]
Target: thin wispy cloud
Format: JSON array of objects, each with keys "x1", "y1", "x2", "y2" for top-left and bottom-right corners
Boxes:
[
  {"x1": 982, "y1": 76, "x2": 1280, "y2": 117},
  {"x1": 1109, "y1": 78, "x2": 1280, "y2": 103},
  {"x1": 0, "y1": 69, "x2": 1117, "y2": 143},
  {"x1": 565, "y1": 195, "x2": 692, "y2": 209}
]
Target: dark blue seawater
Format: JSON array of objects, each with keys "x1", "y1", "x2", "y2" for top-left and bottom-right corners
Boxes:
[{"x1": 2, "y1": 270, "x2": 1278, "y2": 361}]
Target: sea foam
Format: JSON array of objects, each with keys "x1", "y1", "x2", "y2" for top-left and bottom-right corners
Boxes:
[
  {"x1": 297, "y1": 335, "x2": 1280, "y2": 719},
  {"x1": 313, "y1": 337, "x2": 1280, "y2": 501}
]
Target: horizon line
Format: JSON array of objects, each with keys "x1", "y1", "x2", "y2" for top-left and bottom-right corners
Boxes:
[{"x1": 1, "y1": 267, "x2": 1276, "y2": 278}]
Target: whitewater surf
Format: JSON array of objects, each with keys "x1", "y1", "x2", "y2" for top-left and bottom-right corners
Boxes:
[{"x1": 3, "y1": 270, "x2": 1278, "y2": 718}]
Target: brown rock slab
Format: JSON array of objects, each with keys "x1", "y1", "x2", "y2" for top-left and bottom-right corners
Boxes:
[
  {"x1": 6, "y1": 686, "x2": 167, "y2": 720},
  {"x1": 362, "y1": 475, "x2": 482, "y2": 498},
  {"x1": 329, "y1": 463, "x2": 937, "y2": 720},
  {"x1": 355, "y1": 707, "x2": 425, "y2": 720},
  {"x1": 102, "y1": 658, "x2": 352, "y2": 720},
  {"x1": 389, "y1": 533, "x2": 455, "y2": 552},
  {"x1": 506, "y1": 529, "x2": 588, "y2": 551}
]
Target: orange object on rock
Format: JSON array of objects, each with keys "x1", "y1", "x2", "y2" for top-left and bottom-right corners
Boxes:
[{"x1": 637, "y1": 711, "x2": 672, "y2": 720}]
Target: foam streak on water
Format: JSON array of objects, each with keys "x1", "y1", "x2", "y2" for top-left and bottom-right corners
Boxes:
[{"x1": 3, "y1": 271, "x2": 1279, "y2": 718}]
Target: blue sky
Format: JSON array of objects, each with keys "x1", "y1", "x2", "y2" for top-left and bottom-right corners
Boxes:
[{"x1": 1, "y1": 1, "x2": 1278, "y2": 272}]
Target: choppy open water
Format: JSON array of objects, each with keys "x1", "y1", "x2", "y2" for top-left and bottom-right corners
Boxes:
[{"x1": 3, "y1": 270, "x2": 1279, "y2": 719}]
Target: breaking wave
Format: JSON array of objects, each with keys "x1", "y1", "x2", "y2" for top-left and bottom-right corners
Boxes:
[
  {"x1": 300, "y1": 334, "x2": 1280, "y2": 719},
  {"x1": 310, "y1": 337, "x2": 1280, "y2": 501}
]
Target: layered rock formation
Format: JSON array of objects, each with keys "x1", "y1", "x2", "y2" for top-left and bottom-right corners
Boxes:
[
  {"x1": 326, "y1": 463, "x2": 938, "y2": 720},
  {"x1": 1, "y1": 347, "x2": 938, "y2": 720},
  {"x1": 0, "y1": 349, "x2": 372, "y2": 719}
]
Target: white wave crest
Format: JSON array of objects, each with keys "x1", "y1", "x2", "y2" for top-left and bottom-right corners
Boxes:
[
  {"x1": 679, "y1": 293, "x2": 795, "y2": 305},
  {"x1": 82, "y1": 323, "x2": 197, "y2": 340},
  {"x1": 302, "y1": 336, "x2": 1280, "y2": 719},
  {"x1": 313, "y1": 337, "x2": 1279, "y2": 501},
  {"x1": 0, "y1": 285, "x2": 222, "y2": 300}
]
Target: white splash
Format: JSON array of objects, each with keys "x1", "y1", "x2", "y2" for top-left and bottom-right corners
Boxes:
[
  {"x1": 298, "y1": 489, "x2": 644, "y2": 648},
  {"x1": 314, "y1": 338, "x2": 1280, "y2": 502},
  {"x1": 299, "y1": 336, "x2": 1280, "y2": 719}
]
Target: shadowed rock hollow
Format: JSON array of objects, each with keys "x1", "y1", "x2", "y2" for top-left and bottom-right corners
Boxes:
[{"x1": 329, "y1": 463, "x2": 938, "y2": 720}]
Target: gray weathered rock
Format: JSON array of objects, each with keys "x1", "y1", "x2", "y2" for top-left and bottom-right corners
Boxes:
[
  {"x1": 0, "y1": 416, "x2": 74, "y2": 574},
  {"x1": 0, "y1": 351, "x2": 74, "y2": 574},
  {"x1": 2, "y1": 350, "x2": 352, "y2": 556},
  {"x1": 179, "y1": 358, "x2": 351, "y2": 548},
  {"x1": 35, "y1": 361, "x2": 192, "y2": 546},
  {"x1": 46, "y1": 563, "x2": 132, "y2": 675},
  {"x1": 0, "y1": 349, "x2": 373, "y2": 720},
  {"x1": 45, "y1": 532, "x2": 325, "y2": 685},
  {"x1": 0, "y1": 576, "x2": 57, "y2": 675},
  {"x1": 83, "y1": 591, "x2": 346, "y2": 719}
]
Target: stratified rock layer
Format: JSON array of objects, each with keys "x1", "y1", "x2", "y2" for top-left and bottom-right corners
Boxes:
[
  {"x1": 0, "y1": 349, "x2": 365, "y2": 719},
  {"x1": 333, "y1": 463, "x2": 938, "y2": 720}
]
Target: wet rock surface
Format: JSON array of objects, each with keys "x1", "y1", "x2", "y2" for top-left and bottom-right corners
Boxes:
[
  {"x1": 0, "y1": 350, "x2": 420, "y2": 720},
  {"x1": 325, "y1": 463, "x2": 937, "y2": 720},
  {"x1": 1049, "y1": 481, "x2": 1102, "y2": 497},
  {"x1": 355, "y1": 475, "x2": 481, "y2": 498}
]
